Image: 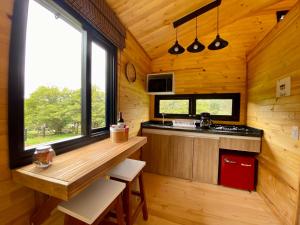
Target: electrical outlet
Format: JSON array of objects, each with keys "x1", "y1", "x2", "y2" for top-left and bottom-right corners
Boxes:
[{"x1": 291, "y1": 126, "x2": 299, "y2": 140}]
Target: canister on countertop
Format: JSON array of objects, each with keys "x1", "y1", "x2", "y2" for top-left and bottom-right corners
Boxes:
[
  {"x1": 110, "y1": 125, "x2": 129, "y2": 143},
  {"x1": 33, "y1": 145, "x2": 55, "y2": 168}
]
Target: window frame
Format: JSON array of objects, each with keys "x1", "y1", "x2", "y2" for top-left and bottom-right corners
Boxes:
[
  {"x1": 8, "y1": 0, "x2": 117, "y2": 168},
  {"x1": 154, "y1": 93, "x2": 240, "y2": 121}
]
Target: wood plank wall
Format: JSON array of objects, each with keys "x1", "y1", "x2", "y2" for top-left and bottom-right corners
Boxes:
[
  {"x1": 247, "y1": 2, "x2": 300, "y2": 225},
  {"x1": 0, "y1": 1, "x2": 36, "y2": 224},
  {"x1": 118, "y1": 31, "x2": 151, "y2": 136},
  {"x1": 0, "y1": 1, "x2": 150, "y2": 224},
  {"x1": 151, "y1": 53, "x2": 247, "y2": 125}
]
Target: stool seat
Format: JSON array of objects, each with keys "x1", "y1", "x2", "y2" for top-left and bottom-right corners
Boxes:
[
  {"x1": 57, "y1": 179, "x2": 125, "y2": 225},
  {"x1": 108, "y1": 159, "x2": 146, "y2": 182}
]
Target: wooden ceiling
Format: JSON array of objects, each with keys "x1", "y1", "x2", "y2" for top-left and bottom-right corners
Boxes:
[{"x1": 106, "y1": 0, "x2": 297, "y2": 59}]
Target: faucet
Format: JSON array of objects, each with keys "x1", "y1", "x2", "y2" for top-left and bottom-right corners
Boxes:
[{"x1": 162, "y1": 113, "x2": 165, "y2": 126}]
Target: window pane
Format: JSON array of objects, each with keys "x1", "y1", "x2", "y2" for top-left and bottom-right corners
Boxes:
[
  {"x1": 24, "y1": 0, "x2": 83, "y2": 149},
  {"x1": 159, "y1": 100, "x2": 189, "y2": 114},
  {"x1": 91, "y1": 42, "x2": 107, "y2": 129},
  {"x1": 196, "y1": 99, "x2": 233, "y2": 115}
]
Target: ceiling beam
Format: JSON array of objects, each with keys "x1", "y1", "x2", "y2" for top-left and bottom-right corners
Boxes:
[{"x1": 173, "y1": 0, "x2": 221, "y2": 28}]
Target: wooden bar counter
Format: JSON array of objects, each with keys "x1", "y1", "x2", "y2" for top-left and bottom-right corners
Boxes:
[{"x1": 12, "y1": 136, "x2": 147, "y2": 201}]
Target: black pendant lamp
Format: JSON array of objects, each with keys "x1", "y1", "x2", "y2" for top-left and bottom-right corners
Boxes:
[
  {"x1": 208, "y1": 7, "x2": 228, "y2": 50},
  {"x1": 187, "y1": 17, "x2": 205, "y2": 53},
  {"x1": 168, "y1": 29, "x2": 185, "y2": 54}
]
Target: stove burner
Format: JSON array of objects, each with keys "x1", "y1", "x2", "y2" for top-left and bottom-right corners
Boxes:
[{"x1": 213, "y1": 125, "x2": 249, "y2": 132}]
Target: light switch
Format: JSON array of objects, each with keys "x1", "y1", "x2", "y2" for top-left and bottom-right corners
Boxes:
[
  {"x1": 276, "y1": 77, "x2": 291, "y2": 97},
  {"x1": 291, "y1": 126, "x2": 299, "y2": 140}
]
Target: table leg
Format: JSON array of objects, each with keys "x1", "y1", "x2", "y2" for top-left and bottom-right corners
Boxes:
[{"x1": 30, "y1": 193, "x2": 61, "y2": 225}]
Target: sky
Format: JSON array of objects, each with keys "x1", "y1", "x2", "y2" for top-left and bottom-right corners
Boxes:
[{"x1": 25, "y1": 0, "x2": 106, "y2": 98}]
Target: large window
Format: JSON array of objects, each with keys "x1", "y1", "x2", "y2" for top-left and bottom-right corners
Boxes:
[
  {"x1": 155, "y1": 93, "x2": 240, "y2": 121},
  {"x1": 24, "y1": 0, "x2": 83, "y2": 149},
  {"x1": 9, "y1": 0, "x2": 117, "y2": 168}
]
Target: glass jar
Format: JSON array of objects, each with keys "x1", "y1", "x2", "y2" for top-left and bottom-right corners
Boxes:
[{"x1": 33, "y1": 145, "x2": 55, "y2": 168}]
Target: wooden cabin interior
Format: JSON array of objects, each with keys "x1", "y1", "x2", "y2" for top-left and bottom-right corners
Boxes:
[{"x1": 1, "y1": 0, "x2": 300, "y2": 225}]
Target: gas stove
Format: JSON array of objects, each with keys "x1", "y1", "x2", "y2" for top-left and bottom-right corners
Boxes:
[{"x1": 211, "y1": 125, "x2": 250, "y2": 132}]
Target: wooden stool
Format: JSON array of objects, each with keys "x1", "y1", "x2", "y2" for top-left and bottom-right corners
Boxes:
[
  {"x1": 57, "y1": 179, "x2": 126, "y2": 225},
  {"x1": 108, "y1": 159, "x2": 148, "y2": 225}
]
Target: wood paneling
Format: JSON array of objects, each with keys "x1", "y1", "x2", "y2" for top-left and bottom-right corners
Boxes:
[
  {"x1": 219, "y1": 137, "x2": 261, "y2": 153},
  {"x1": 106, "y1": 0, "x2": 296, "y2": 59},
  {"x1": 118, "y1": 31, "x2": 151, "y2": 137},
  {"x1": 246, "y1": 2, "x2": 300, "y2": 224},
  {"x1": 193, "y1": 137, "x2": 219, "y2": 184},
  {"x1": 150, "y1": 56, "x2": 247, "y2": 125}
]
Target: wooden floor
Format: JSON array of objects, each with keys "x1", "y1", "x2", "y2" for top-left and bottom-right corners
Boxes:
[{"x1": 44, "y1": 173, "x2": 281, "y2": 225}]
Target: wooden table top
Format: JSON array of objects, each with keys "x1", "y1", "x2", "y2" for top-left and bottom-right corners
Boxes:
[{"x1": 12, "y1": 136, "x2": 147, "y2": 201}]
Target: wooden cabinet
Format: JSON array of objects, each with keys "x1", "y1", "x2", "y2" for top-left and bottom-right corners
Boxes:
[
  {"x1": 142, "y1": 132, "x2": 171, "y2": 175},
  {"x1": 142, "y1": 128, "x2": 261, "y2": 184},
  {"x1": 142, "y1": 133, "x2": 193, "y2": 179},
  {"x1": 219, "y1": 137, "x2": 261, "y2": 153},
  {"x1": 193, "y1": 137, "x2": 219, "y2": 184},
  {"x1": 168, "y1": 135, "x2": 194, "y2": 179}
]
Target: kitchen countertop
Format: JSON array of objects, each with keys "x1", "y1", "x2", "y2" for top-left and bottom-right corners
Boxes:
[
  {"x1": 12, "y1": 136, "x2": 147, "y2": 201},
  {"x1": 141, "y1": 121, "x2": 263, "y2": 137}
]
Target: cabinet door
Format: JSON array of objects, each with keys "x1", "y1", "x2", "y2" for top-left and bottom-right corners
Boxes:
[
  {"x1": 193, "y1": 137, "x2": 219, "y2": 184},
  {"x1": 141, "y1": 132, "x2": 171, "y2": 175},
  {"x1": 169, "y1": 135, "x2": 194, "y2": 179}
]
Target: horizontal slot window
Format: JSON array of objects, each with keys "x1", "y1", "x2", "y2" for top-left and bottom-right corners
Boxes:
[
  {"x1": 155, "y1": 93, "x2": 240, "y2": 121},
  {"x1": 196, "y1": 99, "x2": 233, "y2": 116},
  {"x1": 159, "y1": 99, "x2": 189, "y2": 114}
]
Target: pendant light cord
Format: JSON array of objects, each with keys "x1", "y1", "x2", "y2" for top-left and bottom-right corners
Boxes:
[
  {"x1": 196, "y1": 17, "x2": 198, "y2": 37},
  {"x1": 175, "y1": 29, "x2": 178, "y2": 41},
  {"x1": 217, "y1": 7, "x2": 219, "y2": 34}
]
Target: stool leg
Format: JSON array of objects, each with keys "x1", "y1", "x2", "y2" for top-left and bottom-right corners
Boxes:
[
  {"x1": 115, "y1": 195, "x2": 125, "y2": 225},
  {"x1": 139, "y1": 172, "x2": 148, "y2": 221},
  {"x1": 125, "y1": 182, "x2": 132, "y2": 225},
  {"x1": 64, "y1": 215, "x2": 87, "y2": 225}
]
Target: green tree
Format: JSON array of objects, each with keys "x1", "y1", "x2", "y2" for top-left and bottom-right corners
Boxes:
[
  {"x1": 91, "y1": 85, "x2": 106, "y2": 128},
  {"x1": 25, "y1": 86, "x2": 74, "y2": 135},
  {"x1": 64, "y1": 89, "x2": 81, "y2": 134},
  {"x1": 25, "y1": 85, "x2": 106, "y2": 143}
]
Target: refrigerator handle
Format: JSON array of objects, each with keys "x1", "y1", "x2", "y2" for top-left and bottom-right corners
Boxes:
[
  {"x1": 241, "y1": 163, "x2": 252, "y2": 167},
  {"x1": 224, "y1": 158, "x2": 236, "y2": 164}
]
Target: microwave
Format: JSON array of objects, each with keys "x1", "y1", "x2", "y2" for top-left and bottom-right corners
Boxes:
[{"x1": 147, "y1": 72, "x2": 175, "y2": 95}]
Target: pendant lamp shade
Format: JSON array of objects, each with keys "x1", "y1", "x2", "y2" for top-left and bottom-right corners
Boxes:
[
  {"x1": 187, "y1": 38, "x2": 205, "y2": 52},
  {"x1": 168, "y1": 29, "x2": 185, "y2": 54},
  {"x1": 208, "y1": 34, "x2": 228, "y2": 50},
  {"x1": 187, "y1": 17, "x2": 205, "y2": 53},
  {"x1": 208, "y1": 7, "x2": 228, "y2": 50}
]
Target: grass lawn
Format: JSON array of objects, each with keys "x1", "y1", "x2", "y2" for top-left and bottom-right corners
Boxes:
[{"x1": 25, "y1": 133, "x2": 79, "y2": 147}]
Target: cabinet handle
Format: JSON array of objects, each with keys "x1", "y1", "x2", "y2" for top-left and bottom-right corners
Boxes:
[
  {"x1": 241, "y1": 163, "x2": 252, "y2": 167},
  {"x1": 224, "y1": 158, "x2": 236, "y2": 164}
]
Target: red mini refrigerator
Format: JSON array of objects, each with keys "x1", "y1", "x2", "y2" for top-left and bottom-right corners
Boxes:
[{"x1": 220, "y1": 153, "x2": 256, "y2": 191}]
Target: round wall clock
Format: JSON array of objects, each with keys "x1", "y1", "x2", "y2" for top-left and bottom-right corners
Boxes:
[{"x1": 125, "y1": 62, "x2": 136, "y2": 83}]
